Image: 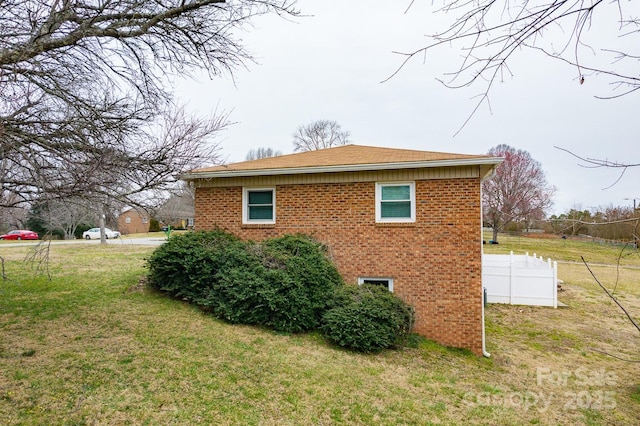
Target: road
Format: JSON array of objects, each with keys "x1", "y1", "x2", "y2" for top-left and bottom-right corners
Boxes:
[{"x1": 0, "y1": 236, "x2": 167, "y2": 248}]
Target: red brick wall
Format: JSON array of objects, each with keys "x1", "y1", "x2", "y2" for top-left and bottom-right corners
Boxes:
[
  {"x1": 194, "y1": 178, "x2": 483, "y2": 355},
  {"x1": 118, "y1": 211, "x2": 150, "y2": 235}
]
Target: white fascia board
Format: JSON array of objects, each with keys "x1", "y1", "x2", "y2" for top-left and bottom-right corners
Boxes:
[{"x1": 182, "y1": 157, "x2": 504, "y2": 180}]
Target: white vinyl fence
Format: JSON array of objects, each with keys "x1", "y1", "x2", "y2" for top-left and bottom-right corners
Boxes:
[{"x1": 482, "y1": 251, "x2": 558, "y2": 308}]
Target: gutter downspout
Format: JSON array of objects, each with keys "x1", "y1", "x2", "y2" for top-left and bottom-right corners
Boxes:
[
  {"x1": 481, "y1": 288, "x2": 490, "y2": 358},
  {"x1": 480, "y1": 165, "x2": 494, "y2": 358}
]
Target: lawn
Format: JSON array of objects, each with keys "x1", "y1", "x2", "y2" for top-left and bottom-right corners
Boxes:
[{"x1": 1, "y1": 237, "x2": 639, "y2": 425}]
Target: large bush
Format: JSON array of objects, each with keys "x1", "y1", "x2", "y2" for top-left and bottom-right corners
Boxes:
[
  {"x1": 321, "y1": 284, "x2": 415, "y2": 353},
  {"x1": 148, "y1": 230, "x2": 415, "y2": 350},
  {"x1": 146, "y1": 231, "x2": 343, "y2": 333},
  {"x1": 257, "y1": 235, "x2": 344, "y2": 332},
  {"x1": 146, "y1": 229, "x2": 243, "y2": 302}
]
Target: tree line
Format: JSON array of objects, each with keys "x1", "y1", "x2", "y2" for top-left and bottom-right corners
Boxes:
[
  {"x1": 546, "y1": 207, "x2": 639, "y2": 244},
  {"x1": 493, "y1": 205, "x2": 639, "y2": 246}
]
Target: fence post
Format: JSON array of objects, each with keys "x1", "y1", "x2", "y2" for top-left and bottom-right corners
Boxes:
[
  {"x1": 509, "y1": 251, "x2": 515, "y2": 304},
  {"x1": 553, "y1": 261, "x2": 558, "y2": 308}
]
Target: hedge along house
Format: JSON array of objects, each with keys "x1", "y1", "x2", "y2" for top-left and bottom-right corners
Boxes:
[{"x1": 183, "y1": 145, "x2": 502, "y2": 356}]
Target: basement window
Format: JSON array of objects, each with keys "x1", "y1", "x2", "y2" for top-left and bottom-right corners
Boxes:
[
  {"x1": 358, "y1": 277, "x2": 394, "y2": 292},
  {"x1": 243, "y1": 187, "x2": 276, "y2": 224}
]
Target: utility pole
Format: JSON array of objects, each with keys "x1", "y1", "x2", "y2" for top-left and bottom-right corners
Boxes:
[{"x1": 625, "y1": 198, "x2": 639, "y2": 249}]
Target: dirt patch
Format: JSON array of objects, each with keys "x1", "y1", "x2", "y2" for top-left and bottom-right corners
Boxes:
[{"x1": 126, "y1": 276, "x2": 148, "y2": 294}]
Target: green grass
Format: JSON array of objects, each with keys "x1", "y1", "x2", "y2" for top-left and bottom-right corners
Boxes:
[
  {"x1": 483, "y1": 231, "x2": 640, "y2": 266},
  {"x1": 1, "y1": 239, "x2": 639, "y2": 425}
]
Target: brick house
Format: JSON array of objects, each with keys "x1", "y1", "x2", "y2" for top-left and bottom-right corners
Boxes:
[
  {"x1": 183, "y1": 145, "x2": 502, "y2": 355},
  {"x1": 118, "y1": 207, "x2": 150, "y2": 235}
]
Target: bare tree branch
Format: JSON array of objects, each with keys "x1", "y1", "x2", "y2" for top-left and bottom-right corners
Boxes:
[
  {"x1": 581, "y1": 255, "x2": 640, "y2": 333},
  {"x1": 1, "y1": 0, "x2": 297, "y2": 215},
  {"x1": 587, "y1": 347, "x2": 640, "y2": 363},
  {"x1": 554, "y1": 145, "x2": 640, "y2": 189},
  {"x1": 390, "y1": 1, "x2": 640, "y2": 127},
  {"x1": 24, "y1": 240, "x2": 52, "y2": 280}
]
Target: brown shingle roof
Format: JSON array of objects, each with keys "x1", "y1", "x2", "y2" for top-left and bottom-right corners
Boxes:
[{"x1": 186, "y1": 145, "x2": 497, "y2": 178}]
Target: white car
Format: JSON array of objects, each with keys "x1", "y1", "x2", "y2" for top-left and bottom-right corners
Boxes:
[{"x1": 82, "y1": 228, "x2": 121, "y2": 240}]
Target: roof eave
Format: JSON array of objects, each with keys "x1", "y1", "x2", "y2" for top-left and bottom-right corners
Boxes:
[{"x1": 182, "y1": 157, "x2": 503, "y2": 180}]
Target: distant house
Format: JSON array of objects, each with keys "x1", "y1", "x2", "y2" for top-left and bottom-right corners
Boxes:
[
  {"x1": 118, "y1": 207, "x2": 150, "y2": 235},
  {"x1": 183, "y1": 145, "x2": 502, "y2": 355},
  {"x1": 155, "y1": 191, "x2": 195, "y2": 230}
]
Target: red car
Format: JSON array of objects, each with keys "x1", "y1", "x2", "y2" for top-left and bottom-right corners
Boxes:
[{"x1": 0, "y1": 230, "x2": 39, "y2": 240}]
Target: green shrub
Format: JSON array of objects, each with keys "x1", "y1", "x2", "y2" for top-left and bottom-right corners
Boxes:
[
  {"x1": 146, "y1": 229, "x2": 242, "y2": 302},
  {"x1": 257, "y1": 235, "x2": 344, "y2": 332},
  {"x1": 200, "y1": 243, "x2": 271, "y2": 326},
  {"x1": 321, "y1": 284, "x2": 415, "y2": 353},
  {"x1": 74, "y1": 224, "x2": 93, "y2": 239},
  {"x1": 146, "y1": 231, "x2": 344, "y2": 334},
  {"x1": 148, "y1": 231, "x2": 416, "y2": 351},
  {"x1": 149, "y1": 218, "x2": 161, "y2": 232}
]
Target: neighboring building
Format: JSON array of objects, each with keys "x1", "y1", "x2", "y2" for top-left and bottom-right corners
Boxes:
[
  {"x1": 118, "y1": 207, "x2": 150, "y2": 235},
  {"x1": 118, "y1": 192, "x2": 195, "y2": 235},
  {"x1": 183, "y1": 145, "x2": 502, "y2": 355},
  {"x1": 155, "y1": 191, "x2": 195, "y2": 230}
]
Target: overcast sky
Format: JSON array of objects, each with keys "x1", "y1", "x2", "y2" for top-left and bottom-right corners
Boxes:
[{"x1": 176, "y1": 1, "x2": 638, "y2": 215}]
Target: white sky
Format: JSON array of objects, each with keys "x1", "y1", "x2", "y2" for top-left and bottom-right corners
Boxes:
[{"x1": 176, "y1": 1, "x2": 639, "y2": 215}]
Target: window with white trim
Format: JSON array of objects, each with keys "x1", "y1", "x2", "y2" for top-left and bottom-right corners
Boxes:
[
  {"x1": 375, "y1": 182, "x2": 415, "y2": 222},
  {"x1": 358, "y1": 277, "x2": 394, "y2": 292},
  {"x1": 125, "y1": 217, "x2": 131, "y2": 224},
  {"x1": 243, "y1": 187, "x2": 276, "y2": 224}
]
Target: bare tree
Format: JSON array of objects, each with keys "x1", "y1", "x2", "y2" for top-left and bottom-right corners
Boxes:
[
  {"x1": 483, "y1": 144, "x2": 555, "y2": 243},
  {"x1": 292, "y1": 120, "x2": 351, "y2": 152},
  {"x1": 42, "y1": 198, "x2": 95, "y2": 240},
  {"x1": 0, "y1": 194, "x2": 28, "y2": 232},
  {"x1": 0, "y1": 0, "x2": 297, "y2": 213},
  {"x1": 246, "y1": 147, "x2": 283, "y2": 160},
  {"x1": 392, "y1": 1, "x2": 639, "y2": 129},
  {"x1": 154, "y1": 184, "x2": 195, "y2": 229}
]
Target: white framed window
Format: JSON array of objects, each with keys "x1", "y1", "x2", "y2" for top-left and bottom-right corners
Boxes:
[
  {"x1": 187, "y1": 218, "x2": 194, "y2": 227},
  {"x1": 243, "y1": 187, "x2": 276, "y2": 224},
  {"x1": 142, "y1": 217, "x2": 148, "y2": 224},
  {"x1": 358, "y1": 277, "x2": 394, "y2": 292},
  {"x1": 375, "y1": 182, "x2": 415, "y2": 223},
  {"x1": 125, "y1": 217, "x2": 131, "y2": 224}
]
